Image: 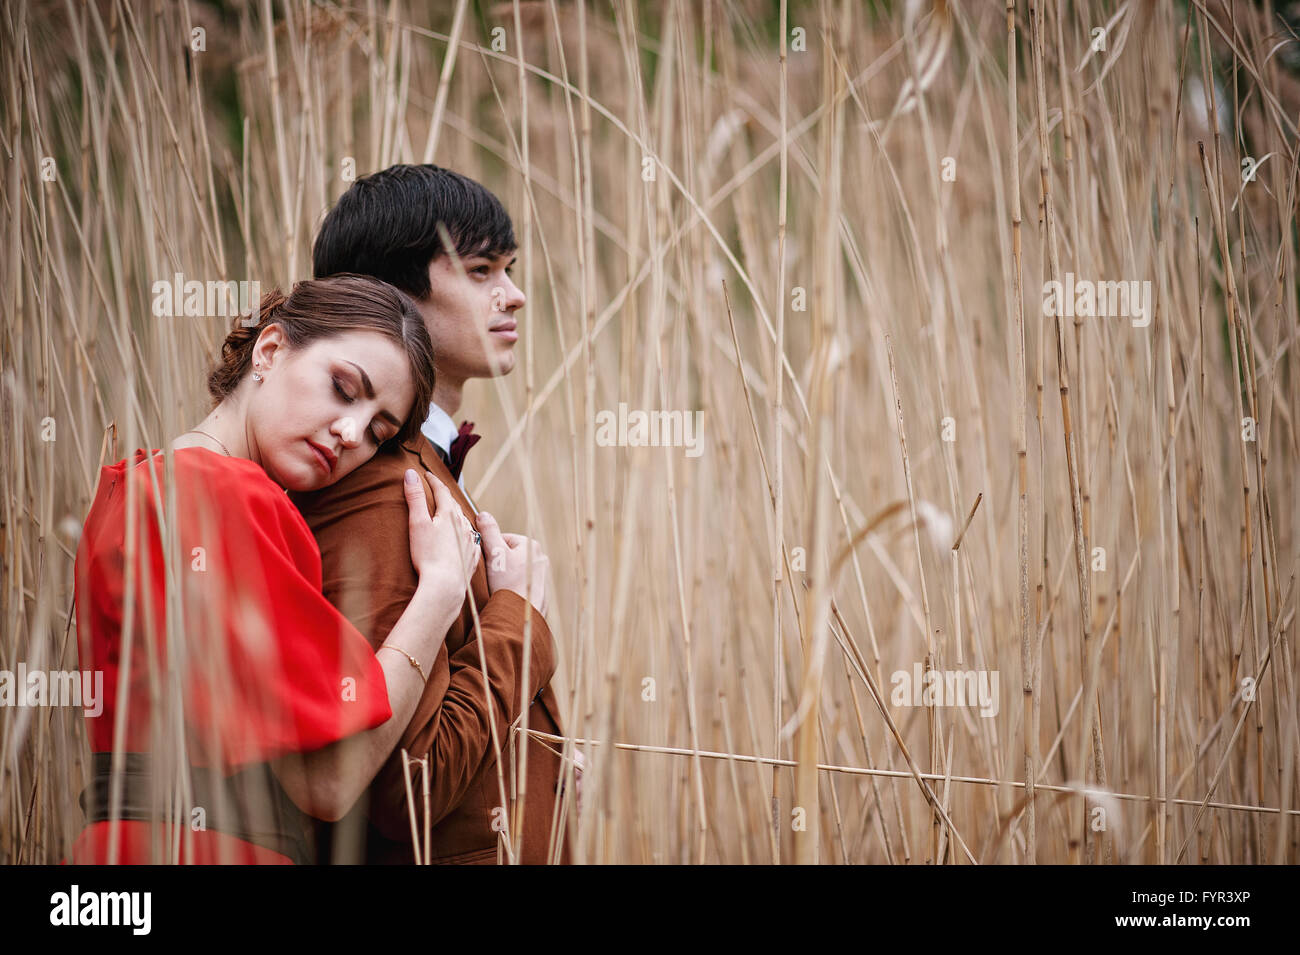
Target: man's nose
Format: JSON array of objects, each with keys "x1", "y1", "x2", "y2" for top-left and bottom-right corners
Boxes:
[{"x1": 503, "y1": 277, "x2": 525, "y2": 312}]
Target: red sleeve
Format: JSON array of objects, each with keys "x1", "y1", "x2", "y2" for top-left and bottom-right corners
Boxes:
[{"x1": 176, "y1": 458, "x2": 392, "y2": 768}]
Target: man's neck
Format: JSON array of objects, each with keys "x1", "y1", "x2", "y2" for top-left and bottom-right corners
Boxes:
[{"x1": 430, "y1": 376, "x2": 464, "y2": 419}]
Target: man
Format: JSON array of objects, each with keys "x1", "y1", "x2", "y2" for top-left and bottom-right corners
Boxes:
[{"x1": 292, "y1": 164, "x2": 569, "y2": 864}]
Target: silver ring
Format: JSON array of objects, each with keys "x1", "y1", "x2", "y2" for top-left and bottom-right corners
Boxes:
[{"x1": 472, "y1": 531, "x2": 482, "y2": 546}]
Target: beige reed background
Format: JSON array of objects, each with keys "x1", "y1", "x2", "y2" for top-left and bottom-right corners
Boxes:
[{"x1": 3, "y1": 0, "x2": 1299, "y2": 863}]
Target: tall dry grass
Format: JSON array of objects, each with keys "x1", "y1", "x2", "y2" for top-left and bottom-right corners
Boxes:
[{"x1": 2, "y1": 0, "x2": 1299, "y2": 863}]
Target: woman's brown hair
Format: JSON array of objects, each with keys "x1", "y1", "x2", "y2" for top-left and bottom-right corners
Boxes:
[{"x1": 207, "y1": 274, "x2": 435, "y2": 445}]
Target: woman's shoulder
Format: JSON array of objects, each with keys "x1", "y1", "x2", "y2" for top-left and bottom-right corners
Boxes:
[
  {"x1": 78, "y1": 447, "x2": 318, "y2": 590},
  {"x1": 174, "y1": 446, "x2": 286, "y2": 498},
  {"x1": 100, "y1": 447, "x2": 305, "y2": 531},
  {"x1": 174, "y1": 448, "x2": 314, "y2": 538}
]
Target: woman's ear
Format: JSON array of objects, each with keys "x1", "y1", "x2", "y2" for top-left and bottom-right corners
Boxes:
[{"x1": 251, "y1": 323, "x2": 287, "y2": 373}]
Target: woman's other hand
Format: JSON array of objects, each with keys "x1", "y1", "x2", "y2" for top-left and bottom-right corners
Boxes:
[{"x1": 474, "y1": 511, "x2": 550, "y2": 617}]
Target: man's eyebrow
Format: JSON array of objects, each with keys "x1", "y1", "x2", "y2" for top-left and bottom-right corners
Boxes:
[
  {"x1": 343, "y1": 360, "x2": 403, "y2": 426},
  {"x1": 466, "y1": 251, "x2": 517, "y2": 266}
]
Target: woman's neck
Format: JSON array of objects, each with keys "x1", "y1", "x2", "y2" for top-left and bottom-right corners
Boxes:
[{"x1": 174, "y1": 404, "x2": 253, "y2": 462}]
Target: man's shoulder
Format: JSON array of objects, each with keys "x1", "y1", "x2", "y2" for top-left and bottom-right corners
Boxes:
[
  {"x1": 351, "y1": 440, "x2": 427, "y2": 479},
  {"x1": 291, "y1": 440, "x2": 428, "y2": 515}
]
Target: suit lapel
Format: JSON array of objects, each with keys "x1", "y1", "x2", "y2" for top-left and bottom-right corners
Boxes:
[
  {"x1": 407, "y1": 435, "x2": 458, "y2": 505},
  {"x1": 408, "y1": 433, "x2": 478, "y2": 512}
]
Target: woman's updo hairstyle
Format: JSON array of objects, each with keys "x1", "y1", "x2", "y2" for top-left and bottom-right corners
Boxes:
[{"x1": 207, "y1": 274, "x2": 435, "y2": 445}]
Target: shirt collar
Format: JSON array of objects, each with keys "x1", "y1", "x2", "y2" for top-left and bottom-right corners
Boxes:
[{"x1": 420, "y1": 401, "x2": 459, "y2": 458}]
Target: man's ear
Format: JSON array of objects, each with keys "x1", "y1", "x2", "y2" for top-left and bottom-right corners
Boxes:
[{"x1": 251, "y1": 322, "x2": 287, "y2": 372}]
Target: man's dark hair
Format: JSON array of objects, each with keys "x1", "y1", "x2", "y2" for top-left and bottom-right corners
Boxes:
[{"x1": 312, "y1": 164, "x2": 516, "y2": 300}]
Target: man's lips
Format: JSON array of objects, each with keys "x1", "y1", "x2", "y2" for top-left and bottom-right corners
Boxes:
[
  {"x1": 490, "y1": 319, "x2": 518, "y2": 342},
  {"x1": 307, "y1": 440, "x2": 336, "y2": 474}
]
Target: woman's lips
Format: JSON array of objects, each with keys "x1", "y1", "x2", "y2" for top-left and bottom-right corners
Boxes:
[{"x1": 307, "y1": 440, "x2": 333, "y2": 474}]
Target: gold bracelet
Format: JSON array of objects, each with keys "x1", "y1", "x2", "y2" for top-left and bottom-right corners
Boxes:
[{"x1": 378, "y1": 645, "x2": 426, "y2": 682}]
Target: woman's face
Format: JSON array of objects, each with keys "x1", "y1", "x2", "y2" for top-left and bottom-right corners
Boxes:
[{"x1": 246, "y1": 327, "x2": 416, "y2": 491}]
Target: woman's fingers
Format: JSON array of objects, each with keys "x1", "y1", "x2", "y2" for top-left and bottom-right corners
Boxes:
[
  {"x1": 498, "y1": 532, "x2": 529, "y2": 549},
  {"x1": 403, "y1": 470, "x2": 443, "y2": 577},
  {"x1": 426, "y1": 471, "x2": 457, "y2": 517},
  {"x1": 475, "y1": 511, "x2": 508, "y2": 556},
  {"x1": 403, "y1": 468, "x2": 430, "y2": 519},
  {"x1": 403, "y1": 469, "x2": 484, "y2": 588},
  {"x1": 427, "y1": 473, "x2": 481, "y2": 572}
]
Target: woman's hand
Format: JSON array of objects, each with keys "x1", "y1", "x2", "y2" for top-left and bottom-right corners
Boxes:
[
  {"x1": 474, "y1": 511, "x2": 550, "y2": 617},
  {"x1": 403, "y1": 468, "x2": 480, "y2": 601}
]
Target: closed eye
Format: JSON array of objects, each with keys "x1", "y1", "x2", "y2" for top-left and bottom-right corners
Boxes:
[{"x1": 336, "y1": 376, "x2": 388, "y2": 443}]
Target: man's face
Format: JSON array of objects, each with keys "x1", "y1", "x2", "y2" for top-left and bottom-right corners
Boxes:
[{"x1": 417, "y1": 250, "x2": 525, "y2": 384}]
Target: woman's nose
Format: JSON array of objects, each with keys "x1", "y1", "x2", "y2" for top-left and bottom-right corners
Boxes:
[{"x1": 334, "y1": 416, "x2": 362, "y2": 448}]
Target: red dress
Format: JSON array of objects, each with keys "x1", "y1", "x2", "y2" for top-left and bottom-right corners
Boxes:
[{"x1": 68, "y1": 447, "x2": 392, "y2": 864}]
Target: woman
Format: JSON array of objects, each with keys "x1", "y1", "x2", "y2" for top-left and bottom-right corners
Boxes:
[{"x1": 69, "y1": 275, "x2": 480, "y2": 864}]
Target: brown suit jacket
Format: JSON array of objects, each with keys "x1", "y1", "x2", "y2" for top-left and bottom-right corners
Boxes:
[{"x1": 291, "y1": 434, "x2": 569, "y2": 864}]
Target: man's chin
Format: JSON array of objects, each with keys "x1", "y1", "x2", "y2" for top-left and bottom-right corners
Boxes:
[{"x1": 482, "y1": 353, "x2": 517, "y2": 377}]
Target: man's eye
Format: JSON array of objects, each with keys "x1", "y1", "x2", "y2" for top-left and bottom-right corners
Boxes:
[{"x1": 471, "y1": 265, "x2": 490, "y2": 276}]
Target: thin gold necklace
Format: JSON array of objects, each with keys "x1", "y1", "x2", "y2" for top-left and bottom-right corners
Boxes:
[{"x1": 187, "y1": 428, "x2": 232, "y2": 457}]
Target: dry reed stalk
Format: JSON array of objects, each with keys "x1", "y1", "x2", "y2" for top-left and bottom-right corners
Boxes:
[
  {"x1": 400, "y1": 749, "x2": 422, "y2": 865},
  {"x1": 1004, "y1": 0, "x2": 1036, "y2": 866},
  {"x1": 525, "y1": 729, "x2": 1300, "y2": 820}
]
